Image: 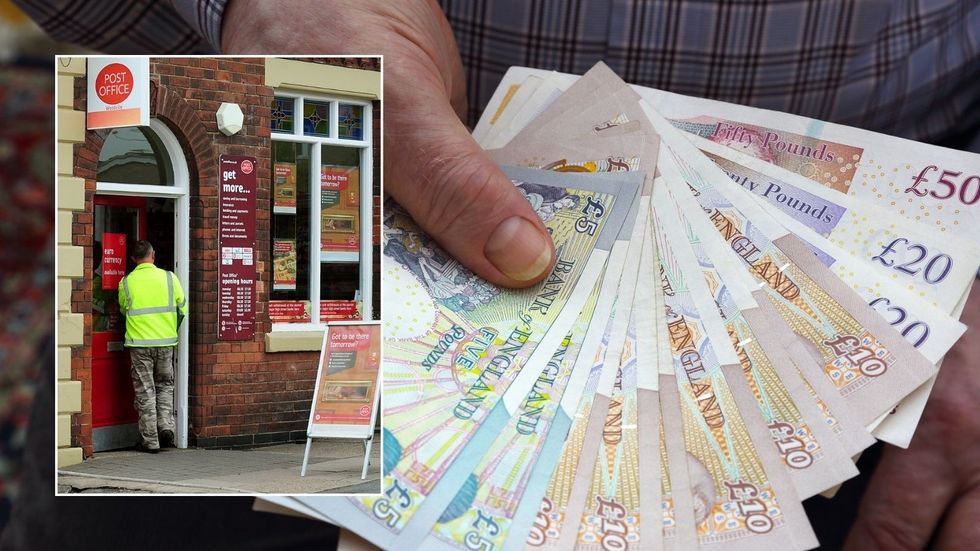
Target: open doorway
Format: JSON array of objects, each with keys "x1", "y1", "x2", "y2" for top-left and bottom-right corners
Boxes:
[
  {"x1": 91, "y1": 195, "x2": 178, "y2": 451},
  {"x1": 90, "y1": 117, "x2": 191, "y2": 452}
]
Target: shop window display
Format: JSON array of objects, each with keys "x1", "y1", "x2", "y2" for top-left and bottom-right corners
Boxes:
[{"x1": 270, "y1": 93, "x2": 371, "y2": 324}]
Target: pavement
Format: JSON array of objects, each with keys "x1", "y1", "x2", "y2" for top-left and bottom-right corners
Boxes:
[{"x1": 57, "y1": 439, "x2": 381, "y2": 494}]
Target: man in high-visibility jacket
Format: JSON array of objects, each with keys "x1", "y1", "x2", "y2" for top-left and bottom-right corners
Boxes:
[{"x1": 118, "y1": 240, "x2": 186, "y2": 453}]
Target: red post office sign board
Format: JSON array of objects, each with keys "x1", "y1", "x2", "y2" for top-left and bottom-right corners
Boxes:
[
  {"x1": 87, "y1": 57, "x2": 150, "y2": 129},
  {"x1": 101, "y1": 232, "x2": 127, "y2": 290},
  {"x1": 308, "y1": 322, "x2": 381, "y2": 439},
  {"x1": 218, "y1": 155, "x2": 257, "y2": 341}
]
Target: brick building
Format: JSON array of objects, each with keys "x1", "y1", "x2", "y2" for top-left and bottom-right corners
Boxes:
[{"x1": 55, "y1": 56, "x2": 381, "y2": 466}]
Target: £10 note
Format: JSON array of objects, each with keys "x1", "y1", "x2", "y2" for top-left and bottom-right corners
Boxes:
[
  {"x1": 653, "y1": 184, "x2": 817, "y2": 551},
  {"x1": 653, "y1": 178, "x2": 858, "y2": 498},
  {"x1": 643, "y1": 100, "x2": 939, "y2": 429}
]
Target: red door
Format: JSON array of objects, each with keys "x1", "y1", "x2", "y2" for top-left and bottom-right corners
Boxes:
[{"x1": 92, "y1": 195, "x2": 147, "y2": 449}]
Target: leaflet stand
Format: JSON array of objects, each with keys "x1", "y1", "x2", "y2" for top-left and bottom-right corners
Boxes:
[{"x1": 301, "y1": 321, "x2": 382, "y2": 480}]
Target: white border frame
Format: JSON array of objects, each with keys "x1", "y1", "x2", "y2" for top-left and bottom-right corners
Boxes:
[
  {"x1": 94, "y1": 118, "x2": 191, "y2": 449},
  {"x1": 55, "y1": 54, "x2": 383, "y2": 497},
  {"x1": 271, "y1": 91, "x2": 373, "y2": 331}
]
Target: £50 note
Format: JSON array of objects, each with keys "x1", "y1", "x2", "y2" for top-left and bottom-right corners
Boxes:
[
  {"x1": 647, "y1": 87, "x2": 980, "y2": 246},
  {"x1": 693, "y1": 135, "x2": 980, "y2": 314}
]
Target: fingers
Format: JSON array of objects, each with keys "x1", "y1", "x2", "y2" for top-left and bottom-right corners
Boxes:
[
  {"x1": 389, "y1": 117, "x2": 555, "y2": 287},
  {"x1": 843, "y1": 441, "x2": 957, "y2": 551},
  {"x1": 932, "y1": 482, "x2": 980, "y2": 550},
  {"x1": 223, "y1": 0, "x2": 554, "y2": 288},
  {"x1": 385, "y1": 66, "x2": 555, "y2": 288}
]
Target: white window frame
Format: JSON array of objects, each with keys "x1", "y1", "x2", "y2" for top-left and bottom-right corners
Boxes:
[{"x1": 270, "y1": 90, "x2": 374, "y2": 331}]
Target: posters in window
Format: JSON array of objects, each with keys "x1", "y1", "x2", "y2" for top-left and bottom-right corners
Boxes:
[
  {"x1": 268, "y1": 300, "x2": 311, "y2": 323},
  {"x1": 101, "y1": 232, "x2": 127, "y2": 290},
  {"x1": 320, "y1": 300, "x2": 361, "y2": 322},
  {"x1": 320, "y1": 165, "x2": 360, "y2": 252},
  {"x1": 273, "y1": 239, "x2": 297, "y2": 290},
  {"x1": 273, "y1": 162, "x2": 297, "y2": 214}
]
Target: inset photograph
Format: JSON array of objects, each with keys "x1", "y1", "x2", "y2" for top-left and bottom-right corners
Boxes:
[{"x1": 55, "y1": 55, "x2": 382, "y2": 495}]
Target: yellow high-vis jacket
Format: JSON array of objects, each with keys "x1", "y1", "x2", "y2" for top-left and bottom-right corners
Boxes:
[{"x1": 118, "y1": 263, "x2": 187, "y2": 347}]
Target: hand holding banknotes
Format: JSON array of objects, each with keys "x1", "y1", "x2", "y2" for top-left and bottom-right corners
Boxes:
[
  {"x1": 223, "y1": 0, "x2": 556, "y2": 288},
  {"x1": 271, "y1": 61, "x2": 980, "y2": 551},
  {"x1": 13, "y1": 0, "x2": 980, "y2": 548},
  {"x1": 846, "y1": 286, "x2": 980, "y2": 551}
]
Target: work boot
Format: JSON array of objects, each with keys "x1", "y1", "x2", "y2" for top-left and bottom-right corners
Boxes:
[
  {"x1": 160, "y1": 430, "x2": 175, "y2": 449},
  {"x1": 135, "y1": 441, "x2": 159, "y2": 454}
]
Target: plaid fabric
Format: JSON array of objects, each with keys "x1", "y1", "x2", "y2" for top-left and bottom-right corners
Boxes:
[
  {"x1": 17, "y1": 0, "x2": 980, "y2": 148},
  {"x1": 164, "y1": 0, "x2": 224, "y2": 52},
  {"x1": 440, "y1": 0, "x2": 980, "y2": 149},
  {"x1": 12, "y1": 0, "x2": 222, "y2": 53}
]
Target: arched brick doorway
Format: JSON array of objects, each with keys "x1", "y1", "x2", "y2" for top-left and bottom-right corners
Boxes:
[{"x1": 72, "y1": 81, "x2": 212, "y2": 455}]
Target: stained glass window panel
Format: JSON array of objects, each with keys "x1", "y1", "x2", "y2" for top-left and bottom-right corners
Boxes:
[
  {"x1": 338, "y1": 104, "x2": 363, "y2": 140},
  {"x1": 271, "y1": 96, "x2": 294, "y2": 133},
  {"x1": 304, "y1": 100, "x2": 331, "y2": 137}
]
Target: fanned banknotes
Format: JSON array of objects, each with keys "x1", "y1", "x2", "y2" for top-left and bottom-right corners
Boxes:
[
  {"x1": 260, "y1": 62, "x2": 977, "y2": 551},
  {"x1": 301, "y1": 166, "x2": 640, "y2": 550}
]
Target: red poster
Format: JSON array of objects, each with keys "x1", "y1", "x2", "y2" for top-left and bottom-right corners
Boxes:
[
  {"x1": 312, "y1": 324, "x2": 380, "y2": 427},
  {"x1": 320, "y1": 300, "x2": 361, "y2": 322},
  {"x1": 273, "y1": 239, "x2": 297, "y2": 290},
  {"x1": 268, "y1": 300, "x2": 311, "y2": 322},
  {"x1": 320, "y1": 166, "x2": 350, "y2": 190},
  {"x1": 273, "y1": 162, "x2": 297, "y2": 211},
  {"x1": 321, "y1": 165, "x2": 360, "y2": 252},
  {"x1": 101, "y1": 232, "x2": 127, "y2": 290},
  {"x1": 218, "y1": 155, "x2": 257, "y2": 341}
]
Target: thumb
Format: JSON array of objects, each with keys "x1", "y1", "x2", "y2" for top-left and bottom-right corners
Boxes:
[{"x1": 386, "y1": 81, "x2": 555, "y2": 288}]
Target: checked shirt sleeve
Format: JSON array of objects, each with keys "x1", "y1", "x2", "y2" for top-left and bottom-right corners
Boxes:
[
  {"x1": 13, "y1": 0, "x2": 223, "y2": 54},
  {"x1": 166, "y1": 0, "x2": 227, "y2": 53}
]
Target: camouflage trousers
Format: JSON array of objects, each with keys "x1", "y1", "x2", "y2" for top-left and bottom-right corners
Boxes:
[{"x1": 129, "y1": 346, "x2": 176, "y2": 449}]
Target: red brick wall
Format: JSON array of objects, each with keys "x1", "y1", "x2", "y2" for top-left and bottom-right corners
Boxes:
[{"x1": 70, "y1": 57, "x2": 382, "y2": 452}]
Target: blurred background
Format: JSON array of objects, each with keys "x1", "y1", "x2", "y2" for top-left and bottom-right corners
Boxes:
[
  {"x1": 0, "y1": 0, "x2": 79, "y2": 535},
  {"x1": 0, "y1": 5, "x2": 345, "y2": 549}
]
